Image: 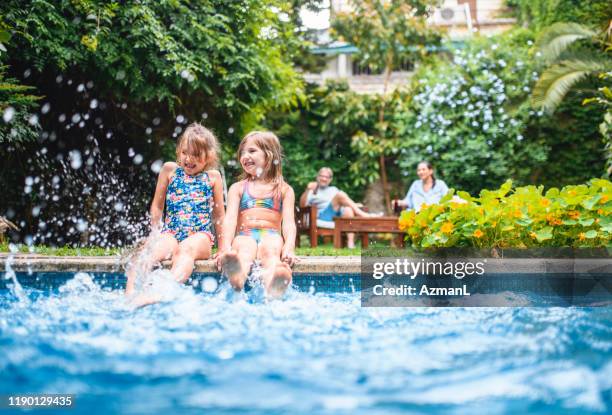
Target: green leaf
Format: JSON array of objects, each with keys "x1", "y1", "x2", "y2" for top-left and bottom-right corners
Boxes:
[
  {"x1": 535, "y1": 22, "x2": 596, "y2": 63},
  {"x1": 531, "y1": 54, "x2": 610, "y2": 114},
  {"x1": 581, "y1": 194, "x2": 601, "y2": 210},
  {"x1": 534, "y1": 226, "x2": 554, "y2": 242},
  {"x1": 584, "y1": 230, "x2": 598, "y2": 239}
]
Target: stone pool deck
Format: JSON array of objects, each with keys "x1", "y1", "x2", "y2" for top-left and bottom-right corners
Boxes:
[{"x1": 0, "y1": 254, "x2": 361, "y2": 274}]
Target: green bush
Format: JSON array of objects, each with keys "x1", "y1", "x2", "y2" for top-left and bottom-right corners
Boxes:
[
  {"x1": 506, "y1": 0, "x2": 612, "y2": 31},
  {"x1": 397, "y1": 29, "x2": 604, "y2": 194},
  {"x1": 399, "y1": 179, "x2": 612, "y2": 248}
]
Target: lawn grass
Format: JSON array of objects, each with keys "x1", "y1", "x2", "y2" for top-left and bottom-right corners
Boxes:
[{"x1": 0, "y1": 242, "x2": 361, "y2": 257}]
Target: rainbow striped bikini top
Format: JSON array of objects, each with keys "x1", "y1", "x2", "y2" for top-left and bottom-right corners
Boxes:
[{"x1": 239, "y1": 180, "x2": 282, "y2": 213}]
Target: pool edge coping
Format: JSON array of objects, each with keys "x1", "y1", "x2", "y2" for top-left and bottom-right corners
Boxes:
[
  {"x1": 1, "y1": 254, "x2": 610, "y2": 275},
  {"x1": 0, "y1": 254, "x2": 362, "y2": 273}
]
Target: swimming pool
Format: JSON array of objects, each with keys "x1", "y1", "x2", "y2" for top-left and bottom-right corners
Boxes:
[{"x1": 2, "y1": 271, "x2": 611, "y2": 414}]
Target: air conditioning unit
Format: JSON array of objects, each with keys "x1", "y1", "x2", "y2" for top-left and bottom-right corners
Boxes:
[{"x1": 440, "y1": 7, "x2": 455, "y2": 21}]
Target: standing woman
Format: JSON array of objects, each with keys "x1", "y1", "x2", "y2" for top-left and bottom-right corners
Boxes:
[{"x1": 395, "y1": 161, "x2": 449, "y2": 212}]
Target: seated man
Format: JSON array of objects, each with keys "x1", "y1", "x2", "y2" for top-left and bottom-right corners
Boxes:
[{"x1": 299, "y1": 167, "x2": 370, "y2": 249}]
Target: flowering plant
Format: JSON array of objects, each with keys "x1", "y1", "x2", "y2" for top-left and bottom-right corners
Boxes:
[{"x1": 399, "y1": 179, "x2": 612, "y2": 248}]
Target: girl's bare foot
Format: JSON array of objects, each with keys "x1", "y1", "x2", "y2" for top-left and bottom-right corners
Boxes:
[
  {"x1": 265, "y1": 263, "x2": 292, "y2": 298},
  {"x1": 130, "y1": 293, "x2": 162, "y2": 308},
  {"x1": 221, "y1": 251, "x2": 244, "y2": 291}
]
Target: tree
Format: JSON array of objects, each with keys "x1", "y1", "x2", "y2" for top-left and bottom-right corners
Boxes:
[
  {"x1": 531, "y1": 21, "x2": 612, "y2": 175},
  {"x1": 0, "y1": 22, "x2": 39, "y2": 147},
  {"x1": 531, "y1": 22, "x2": 611, "y2": 114},
  {"x1": 0, "y1": 0, "x2": 308, "y2": 246},
  {"x1": 332, "y1": 0, "x2": 442, "y2": 213},
  {"x1": 1, "y1": 0, "x2": 304, "y2": 149},
  {"x1": 505, "y1": 0, "x2": 612, "y2": 32}
]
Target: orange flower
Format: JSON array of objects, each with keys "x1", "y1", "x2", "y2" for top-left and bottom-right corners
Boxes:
[
  {"x1": 597, "y1": 209, "x2": 604, "y2": 215},
  {"x1": 513, "y1": 209, "x2": 522, "y2": 218},
  {"x1": 529, "y1": 231, "x2": 537, "y2": 239},
  {"x1": 398, "y1": 216, "x2": 414, "y2": 231},
  {"x1": 473, "y1": 229, "x2": 484, "y2": 238},
  {"x1": 568, "y1": 210, "x2": 580, "y2": 219},
  {"x1": 579, "y1": 232, "x2": 586, "y2": 241},
  {"x1": 540, "y1": 198, "x2": 551, "y2": 207},
  {"x1": 600, "y1": 195, "x2": 609, "y2": 204},
  {"x1": 441, "y1": 222, "x2": 454, "y2": 234}
]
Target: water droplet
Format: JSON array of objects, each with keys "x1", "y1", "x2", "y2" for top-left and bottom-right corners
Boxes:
[
  {"x1": 76, "y1": 219, "x2": 88, "y2": 232},
  {"x1": 2, "y1": 107, "x2": 15, "y2": 123},
  {"x1": 150, "y1": 159, "x2": 163, "y2": 173},
  {"x1": 41, "y1": 103, "x2": 51, "y2": 114},
  {"x1": 176, "y1": 115, "x2": 185, "y2": 123},
  {"x1": 201, "y1": 276, "x2": 218, "y2": 293},
  {"x1": 116, "y1": 70, "x2": 126, "y2": 80},
  {"x1": 255, "y1": 167, "x2": 263, "y2": 177},
  {"x1": 90, "y1": 99, "x2": 99, "y2": 109},
  {"x1": 133, "y1": 154, "x2": 143, "y2": 165},
  {"x1": 69, "y1": 150, "x2": 82, "y2": 169}
]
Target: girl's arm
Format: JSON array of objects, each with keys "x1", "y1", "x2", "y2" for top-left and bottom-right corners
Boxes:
[
  {"x1": 149, "y1": 162, "x2": 176, "y2": 230},
  {"x1": 217, "y1": 182, "x2": 242, "y2": 268},
  {"x1": 208, "y1": 170, "x2": 226, "y2": 251},
  {"x1": 280, "y1": 184, "x2": 297, "y2": 267}
]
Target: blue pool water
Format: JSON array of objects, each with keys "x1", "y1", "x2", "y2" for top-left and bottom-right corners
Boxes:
[{"x1": 1, "y1": 271, "x2": 611, "y2": 414}]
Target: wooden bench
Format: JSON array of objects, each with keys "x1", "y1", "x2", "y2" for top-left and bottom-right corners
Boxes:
[
  {"x1": 332, "y1": 216, "x2": 405, "y2": 248},
  {"x1": 295, "y1": 206, "x2": 368, "y2": 248}
]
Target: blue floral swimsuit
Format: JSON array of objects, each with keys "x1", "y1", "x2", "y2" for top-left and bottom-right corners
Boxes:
[{"x1": 161, "y1": 167, "x2": 214, "y2": 243}]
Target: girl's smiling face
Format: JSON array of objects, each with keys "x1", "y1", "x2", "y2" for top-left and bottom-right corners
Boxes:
[
  {"x1": 239, "y1": 137, "x2": 266, "y2": 178},
  {"x1": 180, "y1": 147, "x2": 207, "y2": 176}
]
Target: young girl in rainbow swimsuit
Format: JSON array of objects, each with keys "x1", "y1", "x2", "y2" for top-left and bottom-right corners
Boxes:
[
  {"x1": 126, "y1": 123, "x2": 225, "y2": 297},
  {"x1": 219, "y1": 131, "x2": 296, "y2": 298}
]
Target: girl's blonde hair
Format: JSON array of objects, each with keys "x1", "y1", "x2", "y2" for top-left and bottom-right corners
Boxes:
[
  {"x1": 175, "y1": 123, "x2": 219, "y2": 170},
  {"x1": 237, "y1": 131, "x2": 284, "y2": 192}
]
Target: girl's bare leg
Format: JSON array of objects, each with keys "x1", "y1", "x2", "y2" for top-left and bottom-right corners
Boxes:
[
  {"x1": 222, "y1": 235, "x2": 257, "y2": 291},
  {"x1": 331, "y1": 191, "x2": 370, "y2": 217},
  {"x1": 171, "y1": 233, "x2": 213, "y2": 283},
  {"x1": 126, "y1": 233, "x2": 178, "y2": 295},
  {"x1": 258, "y1": 234, "x2": 292, "y2": 298},
  {"x1": 129, "y1": 233, "x2": 211, "y2": 307}
]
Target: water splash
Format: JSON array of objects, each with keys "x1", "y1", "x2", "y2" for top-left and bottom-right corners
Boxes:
[{"x1": 3, "y1": 244, "x2": 26, "y2": 302}]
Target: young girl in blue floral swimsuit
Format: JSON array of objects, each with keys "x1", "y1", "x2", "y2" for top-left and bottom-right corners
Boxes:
[
  {"x1": 126, "y1": 123, "x2": 226, "y2": 297},
  {"x1": 219, "y1": 131, "x2": 297, "y2": 298}
]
